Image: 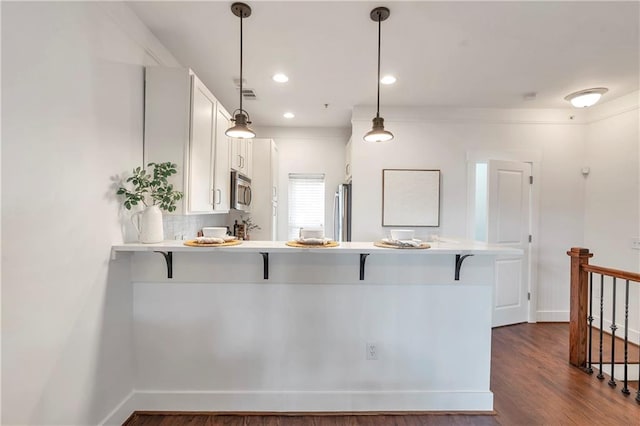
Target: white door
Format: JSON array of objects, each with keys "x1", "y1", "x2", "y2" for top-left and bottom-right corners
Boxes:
[{"x1": 487, "y1": 160, "x2": 531, "y2": 327}]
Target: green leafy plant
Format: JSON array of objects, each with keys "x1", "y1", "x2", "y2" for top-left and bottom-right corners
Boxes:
[
  {"x1": 240, "y1": 214, "x2": 261, "y2": 231},
  {"x1": 116, "y1": 162, "x2": 184, "y2": 212}
]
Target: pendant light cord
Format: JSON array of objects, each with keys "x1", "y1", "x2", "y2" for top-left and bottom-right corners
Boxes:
[
  {"x1": 239, "y1": 13, "x2": 244, "y2": 115},
  {"x1": 376, "y1": 14, "x2": 381, "y2": 119}
]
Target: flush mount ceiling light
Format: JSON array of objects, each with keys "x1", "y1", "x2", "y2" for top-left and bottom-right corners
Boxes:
[
  {"x1": 226, "y1": 2, "x2": 256, "y2": 139},
  {"x1": 364, "y1": 7, "x2": 393, "y2": 143},
  {"x1": 564, "y1": 87, "x2": 608, "y2": 108},
  {"x1": 273, "y1": 73, "x2": 289, "y2": 83},
  {"x1": 380, "y1": 75, "x2": 396, "y2": 85},
  {"x1": 283, "y1": 112, "x2": 295, "y2": 119}
]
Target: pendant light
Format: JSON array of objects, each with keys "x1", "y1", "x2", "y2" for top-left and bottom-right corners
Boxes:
[
  {"x1": 363, "y1": 7, "x2": 393, "y2": 143},
  {"x1": 226, "y1": 2, "x2": 256, "y2": 139}
]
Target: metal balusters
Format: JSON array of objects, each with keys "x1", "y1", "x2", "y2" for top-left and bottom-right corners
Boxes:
[
  {"x1": 586, "y1": 272, "x2": 594, "y2": 374},
  {"x1": 621, "y1": 280, "x2": 630, "y2": 395},
  {"x1": 608, "y1": 277, "x2": 617, "y2": 388},
  {"x1": 567, "y1": 249, "x2": 640, "y2": 402},
  {"x1": 597, "y1": 274, "x2": 605, "y2": 380}
]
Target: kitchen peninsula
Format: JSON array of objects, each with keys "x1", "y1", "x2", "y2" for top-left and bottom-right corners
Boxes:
[{"x1": 110, "y1": 239, "x2": 521, "y2": 417}]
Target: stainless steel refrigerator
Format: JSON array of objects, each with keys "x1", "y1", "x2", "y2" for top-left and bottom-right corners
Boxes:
[{"x1": 333, "y1": 183, "x2": 352, "y2": 241}]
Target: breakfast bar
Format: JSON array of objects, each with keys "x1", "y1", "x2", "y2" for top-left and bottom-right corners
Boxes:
[
  {"x1": 112, "y1": 240, "x2": 521, "y2": 414},
  {"x1": 112, "y1": 240, "x2": 504, "y2": 281}
]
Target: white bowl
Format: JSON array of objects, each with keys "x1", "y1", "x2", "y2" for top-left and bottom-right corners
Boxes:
[
  {"x1": 202, "y1": 227, "x2": 227, "y2": 238},
  {"x1": 300, "y1": 227, "x2": 324, "y2": 239},
  {"x1": 390, "y1": 229, "x2": 414, "y2": 241}
]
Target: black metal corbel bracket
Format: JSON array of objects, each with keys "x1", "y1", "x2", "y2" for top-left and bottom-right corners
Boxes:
[
  {"x1": 260, "y1": 252, "x2": 269, "y2": 280},
  {"x1": 360, "y1": 253, "x2": 370, "y2": 280},
  {"x1": 455, "y1": 254, "x2": 474, "y2": 281},
  {"x1": 154, "y1": 251, "x2": 173, "y2": 279}
]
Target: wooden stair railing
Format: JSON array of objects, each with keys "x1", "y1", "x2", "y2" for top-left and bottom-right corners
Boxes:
[{"x1": 567, "y1": 247, "x2": 640, "y2": 402}]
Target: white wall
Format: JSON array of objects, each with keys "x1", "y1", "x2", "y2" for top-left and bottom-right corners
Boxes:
[
  {"x1": 127, "y1": 250, "x2": 496, "y2": 413},
  {"x1": 1, "y1": 2, "x2": 178, "y2": 424},
  {"x1": 351, "y1": 106, "x2": 586, "y2": 322},
  {"x1": 584, "y1": 91, "x2": 640, "y2": 342},
  {"x1": 253, "y1": 126, "x2": 350, "y2": 240}
]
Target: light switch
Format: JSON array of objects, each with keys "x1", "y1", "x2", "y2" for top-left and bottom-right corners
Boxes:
[{"x1": 631, "y1": 238, "x2": 640, "y2": 250}]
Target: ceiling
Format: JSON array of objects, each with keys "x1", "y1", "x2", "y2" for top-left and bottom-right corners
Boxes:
[{"x1": 128, "y1": 1, "x2": 640, "y2": 129}]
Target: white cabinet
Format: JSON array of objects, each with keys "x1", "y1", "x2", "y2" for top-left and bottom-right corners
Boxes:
[
  {"x1": 231, "y1": 138, "x2": 252, "y2": 178},
  {"x1": 250, "y1": 139, "x2": 279, "y2": 241},
  {"x1": 214, "y1": 106, "x2": 231, "y2": 212},
  {"x1": 188, "y1": 75, "x2": 216, "y2": 213},
  {"x1": 345, "y1": 138, "x2": 352, "y2": 182},
  {"x1": 270, "y1": 142, "x2": 279, "y2": 203},
  {"x1": 246, "y1": 139, "x2": 253, "y2": 179},
  {"x1": 144, "y1": 67, "x2": 231, "y2": 214}
]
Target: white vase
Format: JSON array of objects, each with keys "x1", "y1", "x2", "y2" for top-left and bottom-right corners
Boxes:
[{"x1": 132, "y1": 205, "x2": 164, "y2": 243}]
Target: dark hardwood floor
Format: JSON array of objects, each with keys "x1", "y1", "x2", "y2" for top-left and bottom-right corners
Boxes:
[{"x1": 124, "y1": 323, "x2": 639, "y2": 426}]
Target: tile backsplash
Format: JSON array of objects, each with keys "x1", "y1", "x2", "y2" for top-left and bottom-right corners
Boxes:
[{"x1": 163, "y1": 214, "x2": 230, "y2": 240}]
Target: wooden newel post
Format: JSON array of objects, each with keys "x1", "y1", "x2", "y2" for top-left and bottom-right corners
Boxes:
[{"x1": 567, "y1": 247, "x2": 593, "y2": 368}]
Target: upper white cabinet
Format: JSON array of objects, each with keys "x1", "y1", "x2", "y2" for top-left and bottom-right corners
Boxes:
[
  {"x1": 188, "y1": 75, "x2": 216, "y2": 213},
  {"x1": 231, "y1": 138, "x2": 252, "y2": 179},
  {"x1": 144, "y1": 67, "x2": 230, "y2": 214},
  {"x1": 250, "y1": 138, "x2": 279, "y2": 241},
  {"x1": 345, "y1": 138, "x2": 353, "y2": 182},
  {"x1": 214, "y1": 106, "x2": 232, "y2": 212},
  {"x1": 271, "y1": 142, "x2": 279, "y2": 203}
]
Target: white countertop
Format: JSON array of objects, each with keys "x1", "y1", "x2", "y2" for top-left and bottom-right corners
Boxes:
[{"x1": 112, "y1": 239, "x2": 523, "y2": 256}]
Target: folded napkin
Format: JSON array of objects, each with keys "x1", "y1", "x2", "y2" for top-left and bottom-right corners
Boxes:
[
  {"x1": 382, "y1": 238, "x2": 422, "y2": 247},
  {"x1": 297, "y1": 237, "x2": 331, "y2": 245},
  {"x1": 195, "y1": 236, "x2": 225, "y2": 244}
]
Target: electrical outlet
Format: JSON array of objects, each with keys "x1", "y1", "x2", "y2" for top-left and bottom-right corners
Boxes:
[
  {"x1": 366, "y1": 342, "x2": 378, "y2": 360},
  {"x1": 631, "y1": 238, "x2": 640, "y2": 250}
]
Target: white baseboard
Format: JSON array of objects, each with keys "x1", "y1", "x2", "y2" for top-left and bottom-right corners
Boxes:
[
  {"x1": 536, "y1": 310, "x2": 569, "y2": 322},
  {"x1": 595, "y1": 317, "x2": 640, "y2": 346},
  {"x1": 535, "y1": 312, "x2": 639, "y2": 344},
  {"x1": 600, "y1": 363, "x2": 640, "y2": 382},
  {"x1": 100, "y1": 391, "x2": 136, "y2": 425},
  {"x1": 101, "y1": 390, "x2": 494, "y2": 420}
]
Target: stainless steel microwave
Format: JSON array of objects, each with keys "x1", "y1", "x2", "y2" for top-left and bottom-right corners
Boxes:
[{"x1": 231, "y1": 170, "x2": 252, "y2": 212}]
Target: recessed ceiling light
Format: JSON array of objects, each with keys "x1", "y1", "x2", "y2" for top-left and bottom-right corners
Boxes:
[
  {"x1": 380, "y1": 75, "x2": 396, "y2": 85},
  {"x1": 273, "y1": 73, "x2": 289, "y2": 83},
  {"x1": 564, "y1": 87, "x2": 608, "y2": 108},
  {"x1": 283, "y1": 112, "x2": 295, "y2": 119}
]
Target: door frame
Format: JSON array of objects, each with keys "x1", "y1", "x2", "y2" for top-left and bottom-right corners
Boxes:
[{"x1": 466, "y1": 150, "x2": 541, "y2": 324}]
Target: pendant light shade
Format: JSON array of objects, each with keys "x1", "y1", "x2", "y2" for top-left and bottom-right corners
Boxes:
[
  {"x1": 226, "y1": 2, "x2": 256, "y2": 139},
  {"x1": 226, "y1": 112, "x2": 255, "y2": 139},
  {"x1": 364, "y1": 6, "x2": 393, "y2": 143},
  {"x1": 364, "y1": 117, "x2": 393, "y2": 142}
]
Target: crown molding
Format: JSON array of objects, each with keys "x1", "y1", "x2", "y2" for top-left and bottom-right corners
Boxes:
[
  {"x1": 352, "y1": 91, "x2": 639, "y2": 126},
  {"x1": 352, "y1": 105, "x2": 588, "y2": 126},
  {"x1": 583, "y1": 90, "x2": 639, "y2": 124}
]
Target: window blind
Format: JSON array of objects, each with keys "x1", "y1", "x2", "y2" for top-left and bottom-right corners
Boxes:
[{"x1": 288, "y1": 173, "x2": 325, "y2": 240}]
